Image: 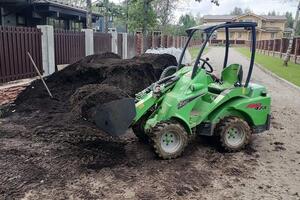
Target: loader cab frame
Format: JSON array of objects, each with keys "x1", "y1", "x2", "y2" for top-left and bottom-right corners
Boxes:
[{"x1": 178, "y1": 22, "x2": 257, "y2": 87}]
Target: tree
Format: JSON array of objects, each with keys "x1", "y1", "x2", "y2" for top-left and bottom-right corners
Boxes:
[
  {"x1": 126, "y1": 0, "x2": 156, "y2": 32},
  {"x1": 152, "y1": 0, "x2": 178, "y2": 31},
  {"x1": 284, "y1": 0, "x2": 300, "y2": 66},
  {"x1": 177, "y1": 14, "x2": 197, "y2": 35},
  {"x1": 195, "y1": 0, "x2": 219, "y2": 5},
  {"x1": 94, "y1": 0, "x2": 123, "y2": 32},
  {"x1": 120, "y1": 0, "x2": 219, "y2": 51},
  {"x1": 230, "y1": 7, "x2": 243, "y2": 15},
  {"x1": 286, "y1": 11, "x2": 294, "y2": 28},
  {"x1": 125, "y1": 0, "x2": 157, "y2": 50}
]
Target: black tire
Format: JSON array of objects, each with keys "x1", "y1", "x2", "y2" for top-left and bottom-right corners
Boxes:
[
  {"x1": 159, "y1": 66, "x2": 177, "y2": 80},
  {"x1": 132, "y1": 118, "x2": 150, "y2": 144},
  {"x1": 150, "y1": 120, "x2": 188, "y2": 159},
  {"x1": 215, "y1": 117, "x2": 251, "y2": 152}
]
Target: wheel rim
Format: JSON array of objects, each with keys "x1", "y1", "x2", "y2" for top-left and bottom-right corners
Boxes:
[
  {"x1": 225, "y1": 127, "x2": 245, "y2": 147},
  {"x1": 160, "y1": 131, "x2": 182, "y2": 153}
]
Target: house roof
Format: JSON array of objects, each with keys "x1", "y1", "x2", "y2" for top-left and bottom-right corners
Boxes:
[
  {"x1": 203, "y1": 13, "x2": 286, "y2": 21},
  {"x1": 34, "y1": 0, "x2": 86, "y2": 11},
  {"x1": 186, "y1": 22, "x2": 257, "y2": 35},
  {"x1": 284, "y1": 27, "x2": 293, "y2": 32},
  {"x1": 260, "y1": 15, "x2": 287, "y2": 20},
  {"x1": 0, "y1": 0, "x2": 102, "y2": 16},
  {"x1": 203, "y1": 15, "x2": 237, "y2": 20}
]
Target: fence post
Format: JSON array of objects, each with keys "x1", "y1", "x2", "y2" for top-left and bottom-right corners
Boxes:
[
  {"x1": 82, "y1": 29, "x2": 94, "y2": 56},
  {"x1": 122, "y1": 33, "x2": 128, "y2": 59},
  {"x1": 110, "y1": 30, "x2": 118, "y2": 54},
  {"x1": 37, "y1": 25, "x2": 55, "y2": 76}
]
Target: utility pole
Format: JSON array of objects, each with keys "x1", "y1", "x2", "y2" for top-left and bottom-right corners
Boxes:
[
  {"x1": 86, "y1": 0, "x2": 92, "y2": 29},
  {"x1": 283, "y1": 0, "x2": 300, "y2": 66}
]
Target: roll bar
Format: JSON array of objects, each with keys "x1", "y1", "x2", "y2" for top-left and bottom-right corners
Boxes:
[{"x1": 179, "y1": 22, "x2": 257, "y2": 87}]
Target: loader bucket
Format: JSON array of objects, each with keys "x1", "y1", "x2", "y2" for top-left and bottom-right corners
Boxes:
[{"x1": 94, "y1": 98, "x2": 136, "y2": 137}]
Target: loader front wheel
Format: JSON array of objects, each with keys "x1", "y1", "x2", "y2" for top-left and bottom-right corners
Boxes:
[
  {"x1": 132, "y1": 117, "x2": 150, "y2": 144},
  {"x1": 151, "y1": 121, "x2": 188, "y2": 159},
  {"x1": 216, "y1": 117, "x2": 251, "y2": 152}
]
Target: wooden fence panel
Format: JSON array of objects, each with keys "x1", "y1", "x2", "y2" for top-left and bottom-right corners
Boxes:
[
  {"x1": 94, "y1": 32, "x2": 112, "y2": 54},
  {"x1": 235, "y1": 40, "x2": 245, "y2": 45},
  {"x1": 54, "y1": 30, "x2": 85, "y2": 66},
  {"x1": 281, "y1": 38, "x2": 289, "y2": 53},
  {"x1": 146, "y1": 35, "x2": 152, "y2": 50},
  {"x1": 291, "y1": 38, "x2": 296, "y2": 54},
  {"x1": 296, "y1": 38, "x2": 300, "y2": 56},
  {"x1": 0, "y1": 26, "x2": 42, "y2": 83},
  {"x1": 161, "y1": 35, "x2": 167, "y2": 48},
  {"x1": 274, "y1": 39, "x2": 281, "y2": 51},
  {"x1": 152, "y1": 35, "x2": 160, "y2": 48}
]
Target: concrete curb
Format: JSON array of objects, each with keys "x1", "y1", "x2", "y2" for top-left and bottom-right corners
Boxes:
[{"x1": 237, "y1": 52, "x2": 300, "y2": 91}]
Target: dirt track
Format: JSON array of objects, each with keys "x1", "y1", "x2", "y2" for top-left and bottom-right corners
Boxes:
[{"x1": 1, "y1": 48, "x2": 300, "y2": 200}]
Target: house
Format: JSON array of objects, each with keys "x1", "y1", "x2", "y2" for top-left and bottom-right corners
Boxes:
[
  {"x1": 0, "y1": 0, "x2": 102, "y2": 31},
  {"x1": 203, "y1": 13, "x2": 292, "y2": 41}
]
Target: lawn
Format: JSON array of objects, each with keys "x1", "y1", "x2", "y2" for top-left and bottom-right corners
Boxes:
[
  {"x1": 188, "y1": 46, "x2": 210, "y2": 60},
  {"x1": 236, "y1": 47, "x2": 300, "y2": 87}
]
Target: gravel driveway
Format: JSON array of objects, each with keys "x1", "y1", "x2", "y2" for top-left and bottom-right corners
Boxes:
[
  {"x1": 205, "y1": 47, "x2": 300, "y2": 199},
  {"x1": 1, "y1": 47, "x2": 299, "y2": 200}
]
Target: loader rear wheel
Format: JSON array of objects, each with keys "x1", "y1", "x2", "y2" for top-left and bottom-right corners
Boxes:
[
  {"x1": 151, "y1": 121, "x2": 188, "y2": 159},
  {"x1": 216, "y1": 117, "x2": 251, "y2": 152}
]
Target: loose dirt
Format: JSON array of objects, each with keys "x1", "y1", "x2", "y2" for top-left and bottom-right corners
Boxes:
[{"x1": 0, "y1": 49, "x2": 299, "y2": 200}]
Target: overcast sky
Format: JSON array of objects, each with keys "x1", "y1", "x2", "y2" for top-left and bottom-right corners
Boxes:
[{"x1": 110, "y1": 0, "x2": 298, "y2": 23}]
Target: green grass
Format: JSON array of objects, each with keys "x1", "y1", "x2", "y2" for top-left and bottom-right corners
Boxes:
[
  {"x1": 236, "y1": 47, "x2": 300, "y2": 87},
  {"x1": 188, "y1": 47, "x2": 210, "y2": 60}
]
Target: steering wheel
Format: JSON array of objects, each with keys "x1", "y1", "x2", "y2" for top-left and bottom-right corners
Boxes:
[{"x1": 199, "y1": 58, "x2": 213, "y2": 73}]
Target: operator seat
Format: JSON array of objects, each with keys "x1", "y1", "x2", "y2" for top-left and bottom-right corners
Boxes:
[{"x1": 208, "y1": 64, "x2": 243, "y2": 94}]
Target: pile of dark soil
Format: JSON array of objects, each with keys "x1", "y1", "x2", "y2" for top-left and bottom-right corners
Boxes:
[
  {"x1": 0, "y1": 53, "x2": 178, "y2": 199},
  {"x1": 10, "y1": 52, "x2": 177, "y2": 134},
  {"x1": 0, "y1": 52, "x2": 262, "y2": 200}
]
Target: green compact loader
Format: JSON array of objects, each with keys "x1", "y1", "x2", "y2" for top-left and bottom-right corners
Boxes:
[{"x1": 95, "y1": 22, "x2": 271, "y2": 159}]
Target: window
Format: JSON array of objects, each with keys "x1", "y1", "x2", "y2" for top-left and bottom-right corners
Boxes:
[
  {"x1": 70, "y1": 20, "x2": 83, "y2": 31},
  {"x1": 47, "y1": 17, "x2": 65, "y2": 30},
  {"x1": 17, "y1": 15, "x2": 26, "y2": 25}
]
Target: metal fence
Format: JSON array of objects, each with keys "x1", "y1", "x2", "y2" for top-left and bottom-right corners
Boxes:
[
  {"x1": 0, "y1": 26, "x2": 199, "y2": 83},
  {"x1": 0, "y1": 26, "x2": 42, "y2": 83},
  {"x1": 94, "y1": 32, "x2": 112, "y2": 54},
  {"x1": 54, "y1": 30, "x2": 85, "y2": 65},
  {"x1": 255, "y1": 37, "x2": 300, "y2": 63}
]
